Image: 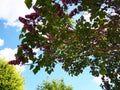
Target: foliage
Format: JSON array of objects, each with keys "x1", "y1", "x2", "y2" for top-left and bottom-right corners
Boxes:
[
  {"x1": 36, "y1": 79, "x2": 73, "y2": 90},
  {"x1": 0, "y1": 59, "x2": 24, "y2": 90},
  {"x1": 9, "y1": 0, "x2": 120, "y2": 90}
]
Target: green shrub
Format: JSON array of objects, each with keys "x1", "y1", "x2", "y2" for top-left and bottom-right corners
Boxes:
[
  {"x1": 0, "y1": 58, "x2": 24, "y2": 90},
  {"x1": 37, "y1": 79, "x2": 73, "y2": 90}
]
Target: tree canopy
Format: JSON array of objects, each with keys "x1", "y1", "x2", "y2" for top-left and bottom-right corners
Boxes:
[
  {"x1": 36, "y1": 79, "x2": 73, "y2": 90},
  {"x1": 9, "y1": 0, "x2": 120, "y2": 89},
  {"x1": 0, "y1": 58, "x2": 24, "y2": 90}
]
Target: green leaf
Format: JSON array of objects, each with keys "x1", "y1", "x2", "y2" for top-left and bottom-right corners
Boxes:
[
  {"x1": 21, "y1": 38, "x2": 28, "y2": 44},
  {"x1": 35, "y1": 0, "x2": 41, "y2": 6},
  {"x1": 30, "y1": 64, "x2": 34, "y2": 70},
  {"x1": 19, "y1": 34, "x2": 24, "y2": 39},
  {"x1": 17, "y1": 46, "x2": 23, "y2": 56},
  {"x1": 21, "y1": 27, "x2": 26, "y2": 33},
  {"x1": 33, "y1": 68, "x2": 38, "y2": 74},
  {"x1": 99, "y1": 69, "x2": 106, "y2": 75},
  {"x1": 24, "y1": 0, "x2": 32, "y2": 9}
]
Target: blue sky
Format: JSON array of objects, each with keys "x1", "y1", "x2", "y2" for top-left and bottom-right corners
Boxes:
[{"x1": 0, "y1": 0, "x2": 102, "y2": 90}]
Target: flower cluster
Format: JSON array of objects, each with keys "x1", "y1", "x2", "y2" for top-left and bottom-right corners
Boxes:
[
  {"x1": 8, "y1": 56, "x2": 24, "y2": 65},
  {"x1": 19, "y1": 6, "x2": 40, "y2": 32}
]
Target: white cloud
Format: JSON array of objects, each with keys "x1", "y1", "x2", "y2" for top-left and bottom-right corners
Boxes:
[
  {"x1": 93, "y1": 75, "x2": 112, "y2": 85},
  {"x1": 83, "y1": 12, "x2": 91, "y2": 22},
  {"x1": 0, "y1": 48, "x2": 17, "y2": 60},
  {"x1": 0, "y1": 48, "x2": 25, "y2": 72},
  {"x1": 0, "y1": 0, "x2": 34, "y2": 28},
  {"x1": 0, "y1": 39, "x2": 4, "y2": 46},
  {"x1": 93, "y1": 75, "x2": 102, "y2": 84}
]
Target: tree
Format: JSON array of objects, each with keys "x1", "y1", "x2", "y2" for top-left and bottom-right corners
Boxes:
[
  {"x1": 36, "y1": 79, "x2": 73, "y2": 90},
  {"x1": 0, "y1": 58, "x2": 24, "y2": 90},
  {"x1": 9, "y1": 0, "x2": 120, "y2": 89}
]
